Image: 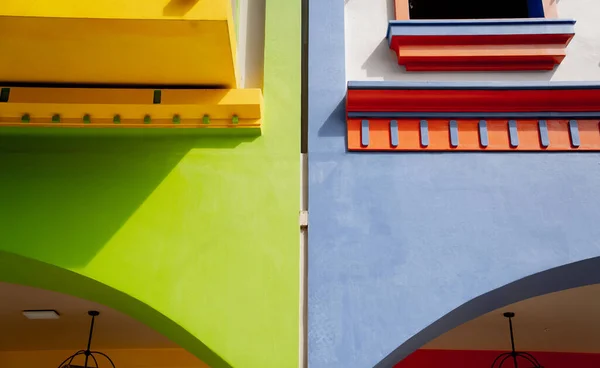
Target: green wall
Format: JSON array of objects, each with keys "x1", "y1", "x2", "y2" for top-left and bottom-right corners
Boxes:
[{"x1": 0, "y1": 0, "x2": 300, "y2": 367}]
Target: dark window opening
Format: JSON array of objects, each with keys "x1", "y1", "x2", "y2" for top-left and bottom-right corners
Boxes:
[{"x1": 408, "y1": 0, "x2": 533, "y2": 20}]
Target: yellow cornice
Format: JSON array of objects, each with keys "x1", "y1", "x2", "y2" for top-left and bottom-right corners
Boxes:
[{"x1": 0, "y1": 87, "x2": 262, "y2": 132}]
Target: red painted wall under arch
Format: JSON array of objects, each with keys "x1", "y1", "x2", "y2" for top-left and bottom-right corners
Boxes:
[{"x1": 396, "y1": 349, "x2": 600, "y2": 367}]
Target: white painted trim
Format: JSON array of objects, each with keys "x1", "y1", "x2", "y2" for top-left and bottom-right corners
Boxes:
[{"x1": 237, "y1": 0, "x2": 266, "y2": 89}]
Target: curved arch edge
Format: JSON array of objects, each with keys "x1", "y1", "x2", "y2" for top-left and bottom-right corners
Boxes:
[
  {"x1": 375, "y1": 256, "x2": 600, "y2": 368},
  {"x1": 0, "y1": 251, "x2": 232, "y2": 368}
]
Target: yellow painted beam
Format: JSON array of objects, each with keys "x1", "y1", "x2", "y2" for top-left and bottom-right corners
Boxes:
[
  {"x1": 0, "y1": 0, "x2": 238, "y2": 86},
  {"x1": 0, "y1": 87, "x2": 262, "y2": 129},
  {"x1": 0, "y1": 0, "x2": 231, "y2": 20}
]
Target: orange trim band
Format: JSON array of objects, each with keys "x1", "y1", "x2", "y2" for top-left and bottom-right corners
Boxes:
[
  {"x1": 397, "y1": 45, "x2": 566, "y2": 71},
  {"x1": 348, "y1": 119, "x2": 600, "y2": 151}
]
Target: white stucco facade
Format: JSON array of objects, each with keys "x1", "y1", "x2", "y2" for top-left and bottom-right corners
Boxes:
[
  {"x1": 236, "y1": 0, "x2": 266, "y2": 89},
  {"x1": 345, "y1": 0, "x2": 600, "y2": 82}
]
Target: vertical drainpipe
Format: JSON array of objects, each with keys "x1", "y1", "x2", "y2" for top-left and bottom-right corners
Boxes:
[
  {"x1": 299, "y1": 153, "x2": 308, "y2": 368},
  {"x1": 299, "y1": 0, "x2": 309, "y2": 364}
]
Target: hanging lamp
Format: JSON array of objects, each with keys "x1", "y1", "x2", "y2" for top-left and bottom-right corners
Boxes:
[
  {"x1": 490, "y1": 312, "x2": 543, "y2": 368},
  {"x1": 57, "y1": 311, "x2": 116, "y2": 368}
]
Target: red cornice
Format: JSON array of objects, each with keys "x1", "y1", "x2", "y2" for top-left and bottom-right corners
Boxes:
[
  {"x1": 347, "y1": 85, "x2": 600, "y2": 114},
  {"x1": 389, "y1": 34, "x2": 574, "y2": 47},
  {"x1": 346, "y1": 82, "x2": 600, "y2": 152}
]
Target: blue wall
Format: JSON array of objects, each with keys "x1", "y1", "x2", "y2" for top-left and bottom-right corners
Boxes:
[{"x1": 307, "y1": 0, "x2": 600, "y2": 367}]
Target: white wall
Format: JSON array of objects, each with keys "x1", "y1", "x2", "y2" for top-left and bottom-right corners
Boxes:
[
  {"x1": 345, "y1": 0, "x2": 600, "y2": 82},
  {"x1": 237, "y1": 0, "x2": 266, "y2": 89}
]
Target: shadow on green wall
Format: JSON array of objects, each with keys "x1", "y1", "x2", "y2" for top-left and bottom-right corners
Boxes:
[
  {"x1": 0, "y1": 128, "x2": 257, "y2": 269},
  {"x1": 0, "y1": 249, "x2": 233, "y2": 367}
]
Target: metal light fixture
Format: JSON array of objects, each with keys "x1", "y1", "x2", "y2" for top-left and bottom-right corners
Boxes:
[
  {"x1": 491, "y1": 312, "x2": 542, "y2": 368},
  {"x1": 57, "y1": 311, "x2": 116, "y2": 368}
]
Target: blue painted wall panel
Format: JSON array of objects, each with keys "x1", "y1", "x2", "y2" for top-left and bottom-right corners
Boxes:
[
  {"x1": 309, "y1": 153, "x2": 600, "y2": 367},
  {"x1": 307, "y1": 0, "x2": 600, "y2": 367}
]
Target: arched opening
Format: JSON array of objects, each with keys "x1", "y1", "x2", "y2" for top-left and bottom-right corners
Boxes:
[
  {"x1": 397, "y1": 284, "x2": 600, "y2": 367},
  {"x1": 375, "y1": 256, "x2": 600, "y2": 368},
  {"x1": 0, "y1": 281, "x2": 208, "y2": 368},
  {"x1": 0, "y1": 251, "x2": 231, "y2": 368}
]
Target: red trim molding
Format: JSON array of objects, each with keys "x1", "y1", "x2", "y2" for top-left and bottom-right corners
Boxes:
[
  {"x1": 347, "y1": 88, "x2": 600, "y2": 114},
  {"x1": 396, "y1": 349, "x2": 600, "y2": 368},
  {"x1": 346, "y1": 82, "x2": 600, "y2": 152},
  {"x1": 387, "y1": 19, "x2": 575, "y2": 71}
]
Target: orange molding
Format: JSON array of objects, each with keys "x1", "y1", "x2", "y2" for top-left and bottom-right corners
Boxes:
[
  {"x1": 396, "y1": 45, "x2": 566, "y2": 72},
  {"x1": 346, "y1": 82, "x2": 600, "y2": 152}
]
